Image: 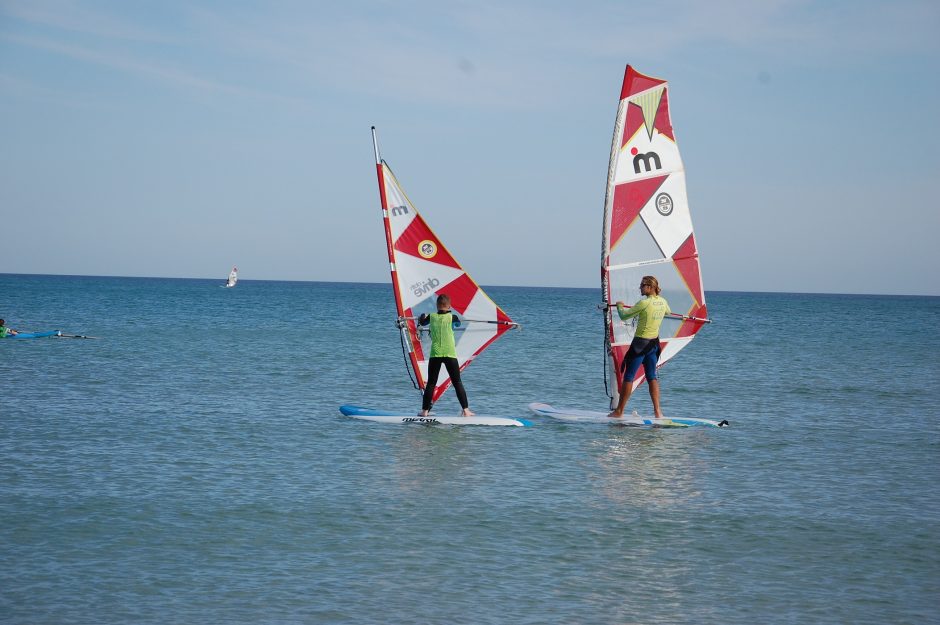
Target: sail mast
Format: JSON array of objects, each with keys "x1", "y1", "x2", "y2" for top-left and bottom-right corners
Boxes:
[
  {"x1": 601, "y1": 84, "x2": 629, "y2": 404},
  {"x1": 372, "y1": 127, "x2": 408, "y2": 330}
]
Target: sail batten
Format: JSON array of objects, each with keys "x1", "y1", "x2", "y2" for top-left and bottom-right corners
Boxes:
[
  {"x1": 607, "y1": 258, "x2": 675, "y2": 271},
  {"x1": 372, "y1": 129, "x2": 516, "y2": 402},
  {"x1": 602, "y1": 66, "x2": 708, "y2": 406}
]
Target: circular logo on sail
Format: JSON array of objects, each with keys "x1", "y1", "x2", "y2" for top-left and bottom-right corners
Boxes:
[
  {"x1": 655, "y1": 192, "x2": 674, "y2": 216},
  {"x1": 418, "y1": 240, "x2": 438, "y2": 259}
]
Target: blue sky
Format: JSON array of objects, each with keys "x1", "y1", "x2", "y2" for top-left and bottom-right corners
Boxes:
[{"x1": 1, "y1": 0, "x2": 938, "y2": 295}]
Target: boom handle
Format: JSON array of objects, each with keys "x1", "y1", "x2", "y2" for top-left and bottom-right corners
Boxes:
[
  {"x1": 598, "y1": 303, "x2": 711, "y2": 324},
  {"x1": 398, "y1": 316, "x2": 521, "y2": 329}
]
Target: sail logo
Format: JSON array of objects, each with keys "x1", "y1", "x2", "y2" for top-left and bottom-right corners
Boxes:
[
  {"x1": 418, "y1": 240, "x2": 437, "y2": 259},
  {"x1": 411, "y1": 277, "x2": 440, "y2": 297},
  {"x1": 391, "y1": 204, "x2": 409, "y2": 217},
  {"x1": 655, "y1": 192, "x2": 673, "y2": 216},
  {"x1": 631, "y1": 147, "x2": 662, "y2": 174}
]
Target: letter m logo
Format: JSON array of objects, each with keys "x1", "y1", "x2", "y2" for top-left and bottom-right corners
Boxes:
[
  {"x1": 391, "y1": 205, "x2": 409, "y2": 217},
  {"x1": 632, "y1": 151, "x2": 662, "y2": 174}
]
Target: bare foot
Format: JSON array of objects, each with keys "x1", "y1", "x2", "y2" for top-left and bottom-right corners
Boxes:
[
  {"x1": 608, "y1": 411, "x2": 623, "y2": 418},
  {"x1": 461, "y1": 408, "x2": 475, "y2": 417},
  {"x1": 418, "y1": 410, "x2": 429, "y2": 417}
]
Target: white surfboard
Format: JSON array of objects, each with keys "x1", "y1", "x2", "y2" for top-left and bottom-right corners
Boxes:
[
  {"x1": 528, "y1": 403, "x2": 728, "y2": 428},
  {"x1": 340, "y1": 405, "x2": 532, "y2": 427}
]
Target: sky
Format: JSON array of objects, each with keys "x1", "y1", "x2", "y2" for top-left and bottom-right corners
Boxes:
[{"x1": 1, "y1": 0, "x2": 938, "y2": 296}]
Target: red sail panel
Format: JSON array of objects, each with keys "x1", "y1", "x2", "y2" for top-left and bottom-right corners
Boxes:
[
  {"x1": 610, "y1": 175, "x2": 669, "y2": 249},
  {"x1": 653, "y1": 89, "x2": 674, "y2": 141},
  {"x1": 673, "y1": 233, "x2": 704, "y2": 305},
  {"x1": 622, "y1": 100, "x2": 646, "y2": 149},
  {"x1": 438, "y1": 273, "x2": 478, "y2": 316},
  {"x1": 621, "y1": 65, "x2": 666, "y2": 100},
  {"x1": 393, "y1": 214, "x2": 461, "y2": 269}
]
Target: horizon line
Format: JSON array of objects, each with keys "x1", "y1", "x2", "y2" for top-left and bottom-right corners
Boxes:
[{"x1": 2, "y1": 272, "x2": 937, "y2": 298}]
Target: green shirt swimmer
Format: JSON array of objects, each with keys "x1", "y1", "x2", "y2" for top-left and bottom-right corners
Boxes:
[
  {"x1": 418, "y1": 310, "x2": 461, "y2": 357},
  {"x1": 616, "y1": 294, "x2": 671, "y2": 339},
  {"x1": 416, "y1": 293, "x2": 474, "y2": 417},
  {"x1": 0, "y1": 319, "x2": 17, "y2": 338}
]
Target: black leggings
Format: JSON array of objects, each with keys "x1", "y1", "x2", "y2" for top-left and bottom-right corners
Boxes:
[{"x1": 422, "y1": 357, "x2": 469, "y2": 410}]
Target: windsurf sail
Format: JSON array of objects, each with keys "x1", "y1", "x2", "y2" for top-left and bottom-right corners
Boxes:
[
  {"x1": 225, "y1": 266, "x2": 238, "y2": 288},
  {"x1": 601, "y1": 66, "x2": 710, "y2": 407},
  {"x1": 371, "y1": 127, "x2": 518, "y2": 402}
]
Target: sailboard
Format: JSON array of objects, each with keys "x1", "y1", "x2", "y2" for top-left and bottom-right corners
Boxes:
[
  {"x1": 2, "y1": 330, "x2": 97, "y2": 339},
  {"x1": 529, "y1": 403, "x2": 727, "y2": 428},
  {"x1": 3, "y1": 330, "x2": 60, "y2": 339},
  {"x1": 534, "y1": 65, "x2": 720, "y2": 425},
  {"x1": 341, "y1": 405, "x2": 532, "y2": 427},
  {"x1": 223, "y1": 266, "x2": 238, "y2": 288},
  {"x1": 340, "y1": 128, "x2": 520, "y2": 424}
]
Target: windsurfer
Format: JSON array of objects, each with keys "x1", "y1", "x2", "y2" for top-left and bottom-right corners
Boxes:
[
  {"x1": 608, "y1": 276, "x2": 670, "y2": 418},
  {"x1": 417, "y1": 294, "x2": 475, "y2": 417},
  {"x1": 0, "y1": 319, "x2": 18, "y2": 337}
]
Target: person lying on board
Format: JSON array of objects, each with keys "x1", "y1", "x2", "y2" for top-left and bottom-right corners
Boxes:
[
  {"x1": 0, "y1": 319, "x2": 18, "y2": 337},
  {"x1": 609, "y1": 276, "x2": 670, "y2": 419},
  {"x1": 417, "y1": 293, "x2": 475, "y2": 417}
]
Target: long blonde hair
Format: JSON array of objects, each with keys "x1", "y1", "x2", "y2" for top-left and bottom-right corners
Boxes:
[{"x1": 641, "y1": 276, "x2": 661, "y2": 295}]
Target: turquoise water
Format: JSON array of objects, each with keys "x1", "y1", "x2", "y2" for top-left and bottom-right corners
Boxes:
[{"x1": 1, "y1": 274, "x2": 938, "y2": 624}]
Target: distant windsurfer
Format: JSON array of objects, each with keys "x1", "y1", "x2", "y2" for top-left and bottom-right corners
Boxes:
[
  {"x1": 417, "y1": 294, "x2": 475, "y2": 417},
  {"x1": 609, "y1": 276, "x2": 670, "y2": 418},
  {"x1": 0, "y1": 319, "x2": 18, "y2": 337}
]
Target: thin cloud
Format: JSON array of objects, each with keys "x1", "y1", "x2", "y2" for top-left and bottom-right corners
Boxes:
[
  {"x1": 0, "y1": 69, "x2": 105, "y2": 109},
  {"x1": 0, "y1": 32, "x2": 304, "y2": 106},
  {"x1": 455, "y1": 0, "x2": 938, "y2": 58},
  {"x1": 175, "y1": 0, "x2": 939, "y2": 109},
  {"x1": 0, "y1": 0, "x2": 174, "y2": 44},
  {"x1": 181, "y1": 4, "x2": 565, "y2": 109}
]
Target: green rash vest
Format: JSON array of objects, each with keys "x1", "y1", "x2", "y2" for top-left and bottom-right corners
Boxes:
[
  {"x1": 428, "y1": 312, "x2": 459, "y2": 358},
  {"x1": 617, "y1": 295, "x2": 671, "y2": 339},
  {"x1": 0, "y1": 326, "x2": 10, "y2": 338}
]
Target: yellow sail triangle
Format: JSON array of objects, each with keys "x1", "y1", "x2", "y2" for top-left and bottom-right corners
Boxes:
[{"x1": 629, "y1": 86, "x2": 665, "y2": 141}]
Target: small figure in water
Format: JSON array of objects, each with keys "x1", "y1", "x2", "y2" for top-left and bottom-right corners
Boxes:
[
  {"x1": 609, "y1": 276, "x2": 671, "y2": 418},
  {"x1": 417, "y1": 294, "x2": 475, "y2": 417},
  {"x1": 0, "y1": 319, "x2": 18, "y2": 338}
]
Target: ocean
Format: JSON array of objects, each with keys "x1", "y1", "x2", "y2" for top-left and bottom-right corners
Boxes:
[{"x1": 1, "y1": 274, "x2": 938, "y2": 624}]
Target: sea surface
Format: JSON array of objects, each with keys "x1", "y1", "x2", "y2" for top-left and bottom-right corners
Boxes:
[{"x1": 1, "y1": 274, "x2": 938, "y2": 624}]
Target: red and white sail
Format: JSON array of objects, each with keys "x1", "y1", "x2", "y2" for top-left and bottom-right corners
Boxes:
[
  {"x1": 372, "y1": 128, "x2": 517, "y2": 402},
  {"x1": 601, "y1": 66, "x2": 709, "y2": 405}
]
